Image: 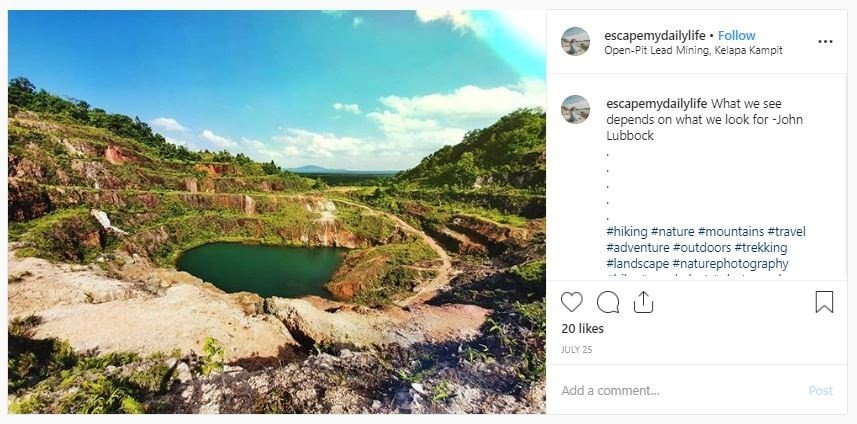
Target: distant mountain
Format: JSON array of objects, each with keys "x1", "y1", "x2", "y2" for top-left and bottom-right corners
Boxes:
[{"x1": 288, "y1": 165, "x2": 397, "y2": 175}]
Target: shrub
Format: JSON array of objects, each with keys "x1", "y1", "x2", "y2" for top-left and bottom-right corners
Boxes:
[{"x1": 198, "y1": 337, "x2": 224, "y2": 376}]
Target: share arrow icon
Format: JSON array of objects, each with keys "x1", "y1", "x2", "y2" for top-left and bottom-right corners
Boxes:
[{"x1": 634, "y1": 291, "x2": 653, "y2": 314}]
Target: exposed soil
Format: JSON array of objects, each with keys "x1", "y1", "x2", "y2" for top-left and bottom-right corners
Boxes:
[
  {"x1": 334, "y1": 199, "x2": 453, "y2": 305},
  {"x1": 8, "y1": 249, "x2": 300, "y2": 364}
]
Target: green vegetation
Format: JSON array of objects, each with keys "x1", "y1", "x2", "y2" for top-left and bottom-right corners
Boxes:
[
  {"x1": 10, "y1": 77, "x2": 200, "y2": 162},
  {"x1": 460, "y1": 344, "x2": 493, "y2": 363},
  {"x1": 510, "y1": 299, "x2": 547, "y2": 384},
  {"x1": 352, "y1": 186, "x2": 541, "y2": 225},
  {"x1": 8, "y1": 117, "x2": 311, "y2": 195},
  {"x1": 396, "y1": 108, "x2": 545, "y2": 191},
  {"x1": 8, "y1": 78, "x2": 312, "y2": 195},
  {"x1": 511, "y1": 260, "x2": 546, "y2": 287},
  {"x1": 334, "y1": 205, "x2": 399, "y2": 241},
  {"x1": 374, "y1": 240, "x2": 437, "y2": 266},
  {"x1": 332, "y1": 241, "x2": 438, "y2": 307},
  {"x1": 295, "y1": 172, "x2": 394, "y2": 187},
  {"x1": 14, "y1": 208, "x2": 104, "y2": 263},
  {"x1": 132, "y1": 209, "x2": 319, "y2": 267},
  {"x1": 8, "y1": 316, "x2": 177, "y2": 413},
  {"x1": 430, "y1": 380, "x2": 453, "y2": 405},
  {"x1": 336, "y1": 108, "x2": 546, "y2": 229},
  {"x1": 197, "y1": 337, "x2": 224, "y2": 376}
]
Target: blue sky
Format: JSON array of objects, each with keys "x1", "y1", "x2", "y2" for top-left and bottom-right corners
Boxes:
[{"x1": 9, "y1": 10, "x2": 545, "y2": 170}]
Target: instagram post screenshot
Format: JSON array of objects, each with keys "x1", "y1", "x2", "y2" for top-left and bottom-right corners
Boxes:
[{"x1": 0, "y1": 1, "x2": 854, "y2": 422}]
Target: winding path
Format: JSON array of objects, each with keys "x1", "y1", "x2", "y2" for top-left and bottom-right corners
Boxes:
[{"x1": 331, "y1": 198, "x2": 454, "y2": 305}]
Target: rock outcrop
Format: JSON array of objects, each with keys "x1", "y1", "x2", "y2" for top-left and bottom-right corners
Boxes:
[
  {"x1": 184, "y1": 177, "x2": 198, "y2": 193},
  {"x1": 90, "y1": 208, "x2": 128, "y2": 235},
  {"x1": 266, "y1": 297, "x2": 489, "y2": 350},
  {"x1": 428, "y1": 225, "x2": 489, "y2": 256},
  {"x1": 8, "y1": 178, "x2": 53, "y2": 221},
  {"x1": 242, "y1": 194, "x2": 255, "y2": 215},
  {"x1": 8, "y1": 249, "x2": 300, "y2": 363},
  {"x1": 103, "y1": 145, "x2": 127, "y2": 165},
  {"x1": 448, "y1": 214, "x2": 528, "y2": 253}
]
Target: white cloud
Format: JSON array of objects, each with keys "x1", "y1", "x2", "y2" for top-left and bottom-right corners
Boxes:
[
  {"x1": 201, "y1": 129, "x2": 237, "y2": 149},
  {"x1": 416, "y1": 10, "x2": 484, "y2": 36},
  {"x1": 259, "y1": 80, "x2": 544, "y2": 170},
  {"x1": 272, "y1": 79, "x2": 543, "y2": 169},
  {"x1": 368, "y1": 110, "x2": 436, "y2": 131},
  {"x1": 352, "y1": 16, "x2": 364, "y2": 27},
  {"x1": 273, "y1": 128, "x2": 370, "y2": 159},
  {"x1": 150, "y1": 117, "x2": 188, "y2": 132},
  {"x1": 241, "y1": 137, "x2": 282, "y2": 159},
  {"x1": 241, "y1": 137, "x2": 265, "y2": 150},
  {"x1": 388, "y1": 127, "x2": 467, "y2": 150},
  {"x1": 370, "y1": 79, "x2": 545, "y2": 123},
  {"x1": 333, "y1": 103, "x2": 362, "y2": 114},
  {"x1": 270, "y1": 126, "x2": 460, "y2": 170}
]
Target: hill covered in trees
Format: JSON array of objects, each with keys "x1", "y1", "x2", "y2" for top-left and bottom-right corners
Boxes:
[
  {"x1": 396, "y1": 108, "x2": 545, "y2": 191},
  {"x1": 8, "y1": 77, "x2": 291, "y2": 178}
]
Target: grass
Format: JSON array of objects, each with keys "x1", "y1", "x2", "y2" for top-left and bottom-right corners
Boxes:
[
  {"x1": 14, "y1": 207, "x2": 103, "y2": 263},
  {"x1": 8, "y1": 317, "x2": 181, "y2": 414},
  {"x1": 131, "y1": 207, "x2": 326, "y2": 266},
  {"x1": 460, "y1": 344, "x2": 494, "y2": 363},
  {"x1": 335, "y1": 204, "x2": 399, "y2": 241},
  {"x1": 511, "y1": 299, "x2": 546, "y2": 384},
  {"x1": 447, "y1": 264, "x2": 546, "y2": 391},
  {"x1": 511, "y1": 260, "x2": 546, "y2": 287},
  {"x1": 430, "y1": 380, "x2": 453, "y2": 405},
  {"x1": 437, "y1": 204, "x2": 529, "y2": 228},
  {"x1": 386, "y1": 350, "x2": 437, "y2": 386},
  {"x1": 11, "y1": 186, "x2": 438, "y2": 309},
  {"x1": 332, "y1": 241, "x2": 439, "y2": 306}
]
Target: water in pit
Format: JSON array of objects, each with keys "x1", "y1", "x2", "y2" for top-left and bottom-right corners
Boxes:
[{"x1": 175, "y1": 242, "x2": 346, "y2": 299}]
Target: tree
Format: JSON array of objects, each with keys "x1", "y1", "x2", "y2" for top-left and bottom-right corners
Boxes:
[
  {"x1": 234, "y1": 153, "x2": 253, "y2": 165},
  {"x1": 212, "y1": 150, "x2": 233, "y2": 162},
  {"x1": 261, "y1": 160, "x2": 280, "y2": 175},
  {"x1": 69, "y1": 100, "x2": 91, "y2": 122},
  {"x1": 454, "y1": 151, "x2": 479, "y2": 188},
  {"x1": 312, "y1": 178, "x2": 328, "y2": 190},
  {"x1": 394, "y1": 108, "x2": 545, "y2": 190},
  {"x1": 9, "y1": 77, "x2": 36, "y2": 107}
]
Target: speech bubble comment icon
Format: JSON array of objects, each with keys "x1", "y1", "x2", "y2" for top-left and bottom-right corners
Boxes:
[
  {"x1": 561, "y1": 291, "x2": 583, "y2": 313},
  {"x1": 597, "y1": 291, "x2": 620, "y2": 313}
]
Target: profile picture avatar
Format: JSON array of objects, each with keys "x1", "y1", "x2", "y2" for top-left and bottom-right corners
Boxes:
[
  {"x1": 561, "y1": 95, "x2": 590, "y2": 124},
  {"x1": 561, "y1": 27, "x2": 590, "y2": 56}
]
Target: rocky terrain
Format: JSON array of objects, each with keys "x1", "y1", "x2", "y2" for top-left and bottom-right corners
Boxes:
[
  {"x1": 7, "y1": 80, "x2": 546, "y2": 414},
  {"x1": 9, "y1": 250, "x2": 300, "y2": 363}
]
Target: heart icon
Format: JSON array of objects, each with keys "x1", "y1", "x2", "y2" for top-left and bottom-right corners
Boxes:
[{"x1": 561, "y1": 291, "x2": 583, "y2": 313}]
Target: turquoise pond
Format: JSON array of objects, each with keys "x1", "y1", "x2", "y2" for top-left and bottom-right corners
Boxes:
[{"x1": 175, "y1": 242, "x2": 347, "y2": 299}]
